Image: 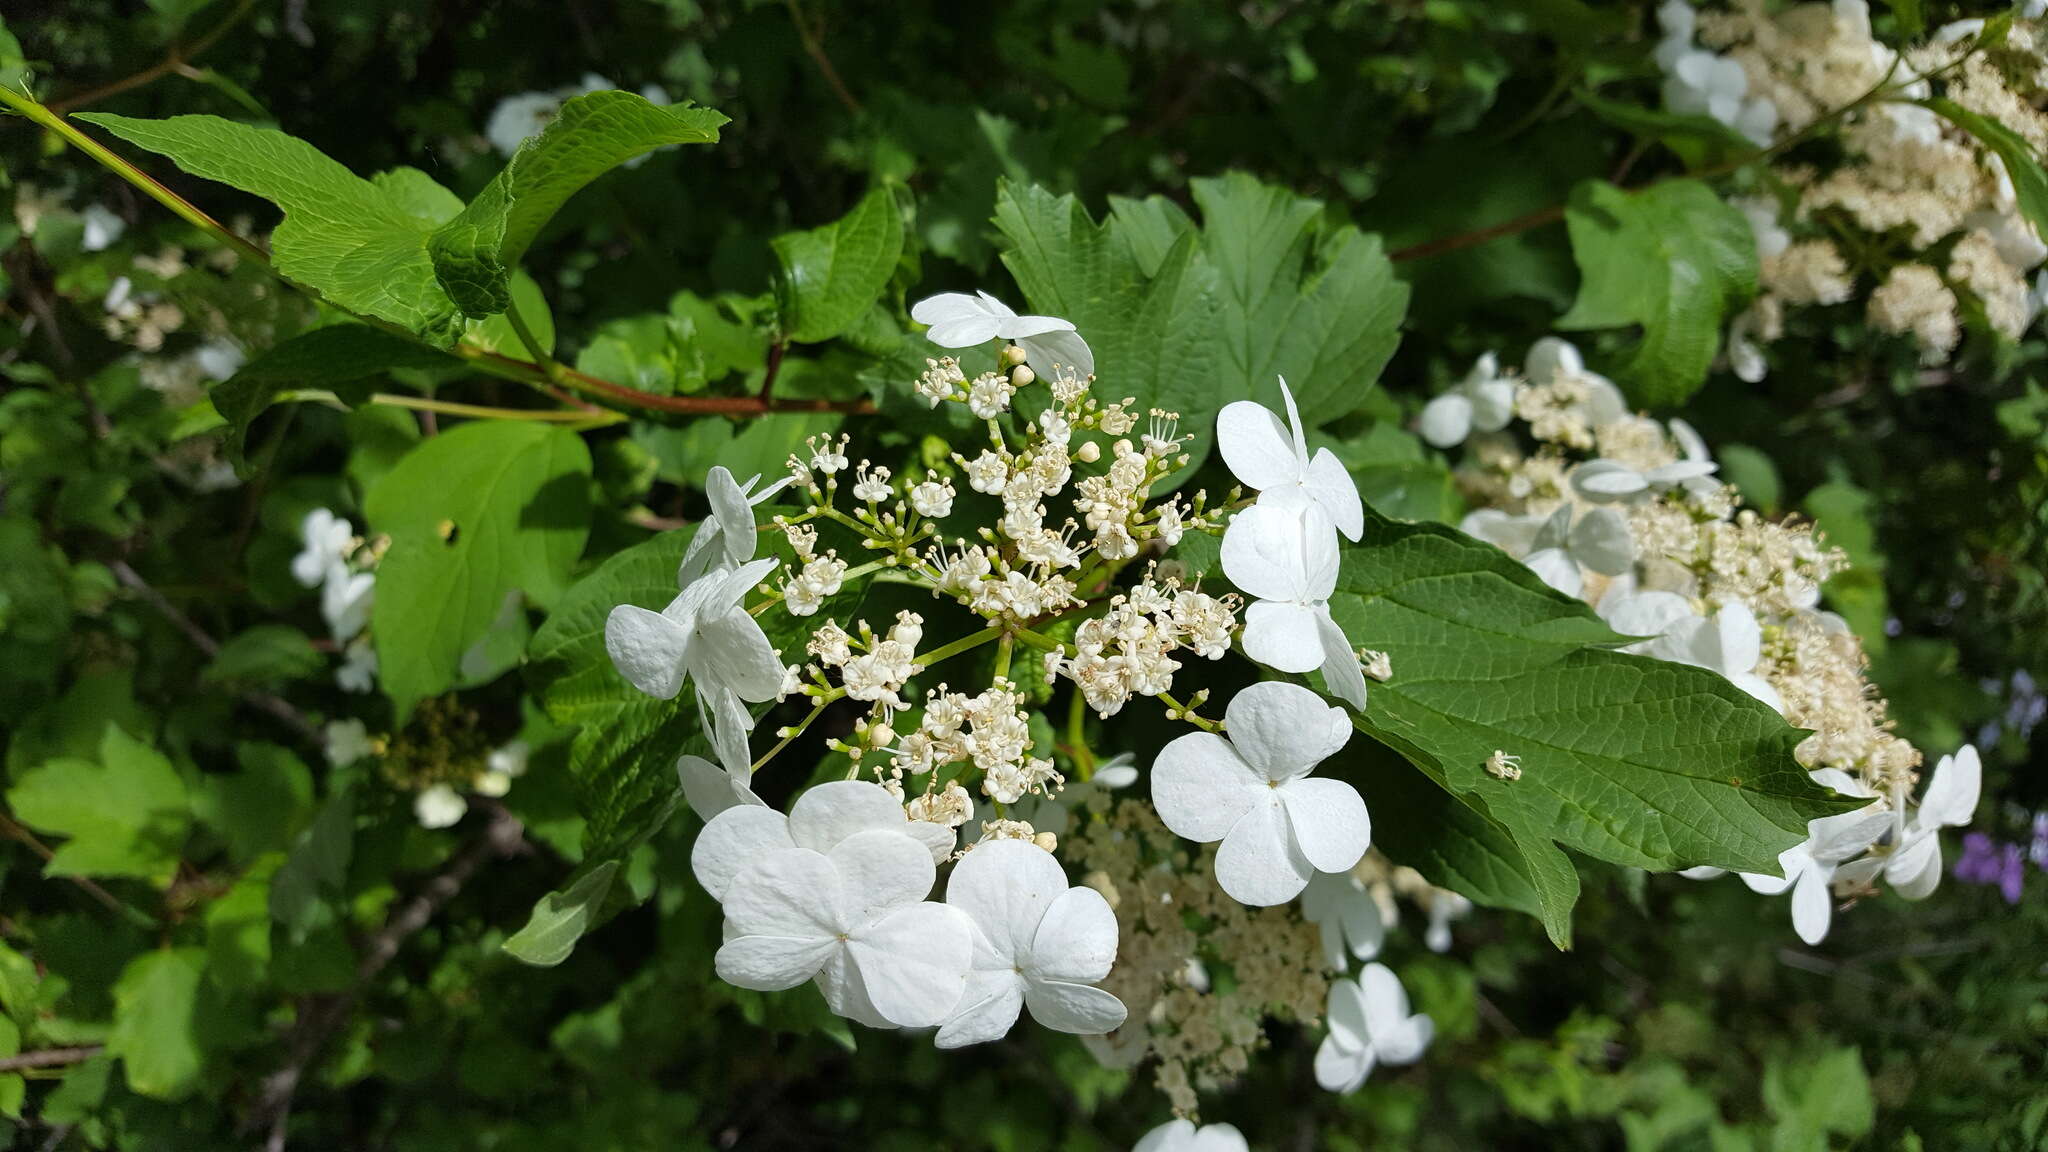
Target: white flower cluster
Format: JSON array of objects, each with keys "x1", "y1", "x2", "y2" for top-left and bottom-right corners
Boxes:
[
  {"x1": 1424, "y1": 335, "x2": 1982, "y2": 943},
  {"x1": 1049, "y1": 569, "x2": 1239, "y2": 719},
  {"x1": 291, "y1": 508, "x2": 380, "y2": 693},
  {"x1": 1691, "y1": 0, "x2": 2048, "y2": 374}
]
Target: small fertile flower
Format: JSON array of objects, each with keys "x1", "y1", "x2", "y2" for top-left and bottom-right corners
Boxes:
[
  {"x1": 676, "y1": 466, "x2": 790, "y2": 587},
  {"x1": 1647, "y1": 601, "x2": 1783, "y2": 714},
  {"x1": 337, "y1": 638, "x2": 378, "y2": 693},
  {"x1": 910, "y1": 290, "x2": 1095, "y2": 376},
  {"x1": 1739, "y1": 795, "x2": 1891, "y2": 945},
  {"x1": 691, "y1": 779, "x2": 955, "y2": 902},
  {"x1": 415, "y1": 785, "x2": 466, "y2": 829},
  {"x1": 715, "y1": 829, "x2": 974, "y2": 1029},
  {"x1": 1418, "y1": 353, "x2": 1517, "y2": 448},
  {"x1": 1216, "y1": 376, "x2": 1364, "y2": 542},
  {"x1": 1221, "y1": 503, "x2": 1367, "y2": 710},
  {"x1": 80, "y1": 204, "x2": 126, "y2": 252},
  {"x1": 1314, "y1": 962, "x2": 1434, "y2": 1094},
  {"x1": 1299, "y1": 870, "x2": 1385, "y2": 971},
  {"x1": 1151, "y1": 681, "x2": 1370, "y2": 906},
  {"x1": 1884, "y1": 745, "x2": 1981, "y2": 900},
  {"x1": 292, "y1": 509, "x2": 355, "y2": 588},
  {"x1": 933, "y1": 839, "x2": 1127, "y2": 1048},
  {"x1": 1133, "y1": 1120, "x2": 1250, "y2": 1152}
]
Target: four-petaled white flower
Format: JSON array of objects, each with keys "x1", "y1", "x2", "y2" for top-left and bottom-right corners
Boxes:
[
  {"x1": 1739, "y1": 782, "x2": 1891, "y2": 946},
  {"x1": 1299, "y1": 870, "x2": 1385, "y2": 971},
  {"x1": 1133, "y1": 1119, "x2": 1250, "y2": 1152},
  {"x1": 910, "y1": 291, "x2": 1095, "y2": 377},
  {"x1": 715, "y1": 827, "x2": 973, "y2": 1029},
  {"x1": 414, "y1": 784, "x2": 467, "y2": 829},
  {"x1": 691, "y1": 780, "x2": 954, "y2": 902},
  {"x1": 1418, "y1": 353, "x2": 1518, "y2": 448},
  {"x1": 1152, "y1": 681, "x2": 1371, "y2": 906},
  {"x1": 605, "y1": 556, "x2": 787, "y2": 773},
  {"x1": 1216, "y1": 376, "x2": 1364, "y2": 543},
  {"x1": 292, "y1": 508, "x2": 354, "y2": 588},
  {"x1": 1646, "y1": 601, "x2": 1784, "y2": 714},
  {"x1": 1222, "y1": 503, "x2": 1367, "y2": 710},
  {"x1": 1314, "y1": 962, "x2": 1434, "y2": 1094},
  {"x1": 1462, "y1": 503, "x2": 1633, "y2": 599},
  {"x1": 677, "y1": 466, "x2": 790, "y2": 587},
  {"x1": 934, "y1": 839, "x2": 1127, "y2": 1048},
  {"x1": 1883, "y1": 744, "x2": 1981, "y2": 900}
]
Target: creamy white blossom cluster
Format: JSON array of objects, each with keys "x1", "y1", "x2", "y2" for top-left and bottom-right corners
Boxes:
[
  {"x1": 291, "y1": 508, "x2": 380, "y2": 693},
  {"x1": 1424, "y1": 335, "x2": 1982, "y2": 943},
  {"x1": 1689, "y1": 0, "x2": 2048, "y2": 375}
]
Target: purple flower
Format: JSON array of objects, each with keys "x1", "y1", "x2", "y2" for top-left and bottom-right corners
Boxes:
[{"x1": 1954, "y1": 832, "x2": 2026, "y2": 904}]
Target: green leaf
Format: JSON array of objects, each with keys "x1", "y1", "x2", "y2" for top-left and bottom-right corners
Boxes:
[
  {"x1": 1577, "y1": 90, "x2": 1756, "y2": 169},
  {"x1": 194, "y1": 743, "x2": 314, "y2": 863},
  {"x1": 429, "y1": 92, "x2": 727, "y2": 317},
  {"x1": 1557, "y1": 179, "x2": 1757, "y2": 407},
  {"x1": 1184, "y1": 172, "x2": 1407, "y2": 427},
  {"x1": 1347, "y1": 744, "x2": 1543, "y2": 920},
  {"x1": 1327, "y1": 509, "x2": 1849, "y2": 945},
  {"x1": 75, "y1": 114, "x2": 466, "y2": 338},
  {"x1": 994, "y1": 182, "x2": 1222, "y2": 477},
  {"x1": 366, "y1": 421, "x2": 592, "y2": 716},
  {"x1": 201, "y1": 625, "x2": 323, "y2": 687},
  {"x1": 106, "y1": 949, "x2": 206, "y2": 1100},
  {"x1": 503, "y1": 859, "x2": 621, "y2": 967},
  {"x1": 772, "y1": 185, "x2": 907, "y2": 344},
  {"x1": 6, "y1": 724, "x2": 190, "y2": 885},
  {"x1": 203, "y1": 863, "x2": 275, "y2": 989},
  {"x1": 1925, "y1": 98, "x2": 2048, "y2": 245},
  {"x1": 210, "y1": 323, "x2": 451, "y2": 462},
  {"x1": 269, "y1": 787, "x2": 353, "y2": 929}
]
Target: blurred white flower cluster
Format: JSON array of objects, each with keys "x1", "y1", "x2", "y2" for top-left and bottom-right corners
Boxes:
[{"x1": 1422, "y1": 336, "x2": 1981, "y2": 943}]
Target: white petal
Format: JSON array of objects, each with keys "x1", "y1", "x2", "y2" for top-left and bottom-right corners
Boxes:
[
  {"x1": 1739, "y1": 848, "x2": 1801, "y2": 895},
  {"x1": 997, "y1": 313, "x2": 1076, "y2": 339},
  {"x1": 1524, "y1": 548, "x2": 1584, "y2": 598},
  {"x1": 1317, "y1": 611, "x2": 1370, "y2": 712},
  {"x1": 1374, "y1": 1013, "x2": 1434, "y2": 1065},
  {"x1": 1151, "y1": 732, "x2": 1261, "y2": 842},
  {"x1": 1135, "y1": 1120, "x2": 1199, "y2": 1152},
  {"x1": 1530, "y1": 504, "x2": 1574, "y2": 553},
  {"x1": 1885, "y1": 831, "x2": 1942, "y2": 900},
  {"x1": 789, "y1": 779, "x2": 910, "y2": 852},
  {"x1": 604, "y1": 605, "x2": 690, "y2": 699},
  {"x1": 1789, "y1": 866, "x2": 1832, "y2": 945},
  {"x1": 1214, "y1": 794, "x2": 1314, "y2": 906},
  {"x1": 1570, "y1": 507, "x2": 1635, "y2": 576},
  {"x1": 1017, "y1": 329, "x2": 1094, "y2": 377},
  {"x1": 1314, "y1": 1031, "x2": 1374, "y2": 1094},
  {"x1": 1242, "y1": 600, "x2": 1326, "y2": 674},
  {"x1": 1921, "y1": 746, "x2": 1981, "y2": 828},
  {"x1": 1461, "y1": 509, "x2": 1543, "y2": 558},
  {"x1": 1190, "y1": 1124, "x2": 1250, "y2": 1152},
  {"x1": 1526, "y1": 336, "x2": 1582, "y2": 383},
  {"x1": 903, "y1": 819, "x2": 958, "y2": 865},
  {"x1": 1029, "y1": 886, "x2": 1119, "y2": 985},
  {"x1": 1729, "y1": 672, "x2": 1785, "y2": 714},
  {"x1": 691, "y1": 805, "x2": 793, "y2": 901},
  {"x1": 705, "y1": 466, "x2": 758, "y2": 566},
  {"x1": 1303, "y1": 449, "x2": 1365, "y2": 542},
  {"x1": 1418, "y1": 394, "x2": 1474, "y2": 448},
  {"x1": 1469, "y1": 377, "x2": 1517, "y2": 431},
  {"x1": 694, "y1": 608, "x2": 785, "y2": 702},
  {"x1": 678, "y1": 753, "x2": 762, "y2": 822},
  {"x1": 1023, "y1": 979, "x2": 1128, "y2": 1035},
  {"x1": 1280, "y1": 777, "x2": 1371, "y2": 875},
  {"x1": 1711, "y1": 603, "x2": 1763, "y2": 676},
  {"x1": 1222, "y1": 502, "x2": 1336, "y2": 603},
  {"x1": 715, "y1": 932, "x2": 839, "y2": 991},
  {"x1": 700, "y1": 684, "x2": 755, "y2": 784},
  {"x1": 933, "y1": 970, "x2": 1027, "y2": 1048},
  {"x1": 947, "y1": 839, "x2": 1066, "y2": 967},
  {"x1": 1573, "y1": 459, "x2": 1649, "y2": 500},
  {"x1": 1221, "y1": 680, "x2": 1352, "y2": 782},
  {"x1": 1601, "y1": 591, "x2": 1696, "y2": 645},
  {"x1": 830, "y1": 829, "x2": 937, "y2": 926},
  {"x1": 847, "y1": 902, "x2": 974, "y2": 1028},
  {"x1": 815, "y1": 949, "x2": 894, "y2": 1029},
  {"x1": 1216, "y1": 401, "x2": 1302, "y2": 491}
]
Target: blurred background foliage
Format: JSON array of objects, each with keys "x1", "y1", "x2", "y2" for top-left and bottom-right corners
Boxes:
[{"x1": 0, "y1": 0, "x2": 2044, "y2": 1148}]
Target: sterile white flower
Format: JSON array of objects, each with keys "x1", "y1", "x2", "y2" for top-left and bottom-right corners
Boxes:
[
  {"x1": 678, "y1": 752, "x2": 765, "y2": 822},
  {"x1": 1418, "y1": 353, "x2": 1518, "y2": 448},
  {"x1": 292, "y1": 509, "x2": 355, "y2": 588},
  {"x1": 476, "y1": 739, "x2": 529, "y2": 798},
  {"x1": 604, "y1": 556, "x2": 786, "y2": 773},
  {"x1": 677, "y1": 466, "x2": 791, "y2": 587},
  {"x1": 1570, "y1": 456, "x2": 1719, "y2": 503},
  {"x1": 1883, "y1": 744, "x2": 1981, "y2": 900},
  {"x1": 1462, "y1": 504, "x2": 1633, "y2": 598},
  {"x1": 910, "y1": 290, "x2": 1095, "y2": 376},
  {"x1": 715, "y1": 827, "x2": 973, "y2": 1029},
  {"x1": 320, "y1": 569, "x2": 374, "y2": 643},
  {"x1": 1151, "y1": 681, "x2": 1371, "y2": 906},
  {"x1": 1739, "y1": 797, "x2": 1891, "y2": 945},
  {"x1": 81, "y1": 204, "x2": 126, "y2": 252},
  {"x1": 1300, "y1": 870, "x2": 1385, "y2": 970},
  {"x1": 1216, "y1": 376, "x2": 1364, "y2": 542},
  {"x1": 486, "y1": 91, "x2": 563, "y2": 156},
  {"x1": 336, "y1": 637, "x2": 378, "y2": 693},
  {"x1": 691, "y1": 779, "x2": 955, "y2": 902},
  {"x1": 1314, "y1": 962, "x2": 1434, "y2": 1094},
  {"x1": 934, "y1": 839, "x2": 1127, "y2": 1048},
  {"x1": 1132, "y1": 1120, "x2": 1250, "y2": 1152},
  {"x1": 1221, "y1": 502, "x2": 1368, "y2": 710},
  {"x1": 1648, "y1": 601, "x2": 1784, "y2": 714},
  {"x1": 324, "y1": 719, "x2": 374, "y2": 766},
  {"x1": 414, "y1": 784, "x2": 467, "y2": 829}
]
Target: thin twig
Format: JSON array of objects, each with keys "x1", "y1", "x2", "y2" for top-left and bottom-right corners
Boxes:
[
  {"x1": 759, "y1": 339, "x2": 787, "y2": 404},
  {"x1": 0, "y1": 1046, "x2": 102, "y2": 1073},
  {"x1": 49, "y1": 0, "x2": 256, "y2": 114},
  {"x1": 782, "y1": 0, "x2": 863, "y2": 115},
  {"x1": 250, "y1": 802, "x2": 525, "y2": 1151},
  {"x1": 109, "y1": 560, "x2": 320, "y2": 743},
  {"x1": 0, "y1": 814, "x2": 157, "y2": 928}
]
